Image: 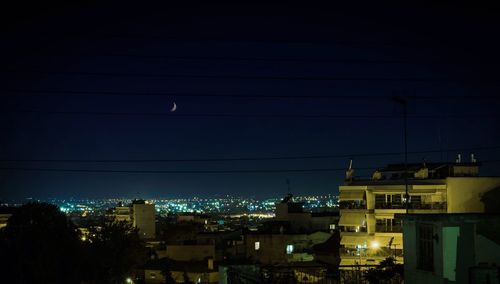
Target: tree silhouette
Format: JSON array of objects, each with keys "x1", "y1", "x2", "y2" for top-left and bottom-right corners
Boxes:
[
  {"x1": 0, "y1": 202, "x2": 81, "y2": 284},
  {"x1": 81, "y1": 219, "x2": 147, "y2": 284}
]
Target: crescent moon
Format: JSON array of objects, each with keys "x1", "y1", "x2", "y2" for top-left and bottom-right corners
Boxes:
[{"x1": 170, "y1": 102, "x2": 177, "y2": 112}]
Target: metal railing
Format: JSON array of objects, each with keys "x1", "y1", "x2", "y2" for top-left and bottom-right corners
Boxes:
[
  {"x1": 408, "y1": 202, "x2": 447, "y2": 210},
  {"x1": 375, "y1": 224, "x2": 403, "y2": 233},
  {"x1": 339, "y1": 202, "x2": 367, "y2": 210},
  {"x1": 375, "y1": 202, "x2": 446, "y2": 210},
  {"x1": 226, "y1": 264, "x2": 403, "y2": 284}
]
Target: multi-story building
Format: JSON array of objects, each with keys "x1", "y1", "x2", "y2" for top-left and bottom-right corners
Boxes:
[
  {"x1": 338, "y1": 161, "x2": 500, "y2": 265},
  {"x1": 108, "y1": 199, "x2": 156, "y2": 239},
  {"x1": 245, "y1": 194, "x2": 338, "y2": 265}
]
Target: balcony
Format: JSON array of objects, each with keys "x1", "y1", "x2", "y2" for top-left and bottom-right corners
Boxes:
[
  {"x1": 340, "y1": 247, "x2": 403, "y2": 258},
  {"x1": 340, "y1": 226, "x2": 367, "y2": 233},
  {"x1": 375, "y1": 202, "x2": 446, "y2": 210},
  {"x1": 375, "y1": 225, "x2": 402, "y2": 233},
  {"x1": 339, "y1": 201, "x2": 367, "y2": 210},
  {"x1": 408, "y1": 202, "x2": 447, "y2": 210},
  {"x1": 375, "y1": 202, "x2": 404, "y2": 209}
]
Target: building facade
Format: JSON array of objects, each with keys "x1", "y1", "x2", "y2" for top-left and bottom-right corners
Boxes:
[
  {"x1": 109, "y1": 200, "x2": 156, "y2": 239},
  {"x1": 338, "y1": 162, "x2": 500, "y2": 265},
  {"x1": 398, "y1": 213, "x2": 500, "y2": 284}
]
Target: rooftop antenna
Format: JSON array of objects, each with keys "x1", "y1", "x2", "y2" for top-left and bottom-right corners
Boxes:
[{"x1": 392, "y1": 95, "x2": 409, "y2": 214}]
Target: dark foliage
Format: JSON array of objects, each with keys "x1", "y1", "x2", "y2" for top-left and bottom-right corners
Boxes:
[
  {"x1": 364, "y1": 257, "x2": 404, "y2": 284},
  {"x1": 81, "y1": 219, "x2": 148, "y2": 284},
  {"x1": 0, "y1": 202, "x2": 82, "y2": 284}
]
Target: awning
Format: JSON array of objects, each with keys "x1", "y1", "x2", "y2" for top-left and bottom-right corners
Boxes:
[
  {"x1": 339, "y1": 190, "x2": 365, "y2": 201},
  {"x1": 340, "y1": 235, "x2": 367, "y2": 246},
  {"x1": 339, "y1": 212, "x2": 365, "y2": 226}
]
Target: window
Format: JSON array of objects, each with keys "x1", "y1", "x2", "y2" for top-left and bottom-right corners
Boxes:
[
  {"x1": 392, "y1": 194, "x2": 402, "y2": 204},
  {"x1": 375, "y1": 194, "x2": 385, "y2": 207},
  {"x1": 329, "y1": 224, "x2": 336, "y2": 230},
  {"x1": 411, "y1": 195, "x2": 422, "y2": 204},
  {"x1": 286, "y1": 244, "x2": 294, "y2": 254},
  {"x1": 254, "y1": 241, "x2": 260, "y2": 251},
  {"x1": 417, "y1": 223, "x2": 434, "y2": 271}
]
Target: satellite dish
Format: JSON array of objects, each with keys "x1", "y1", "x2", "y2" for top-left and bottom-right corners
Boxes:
[{"x1": 170, "y1": 102, "x2": 177, "y2": 112}]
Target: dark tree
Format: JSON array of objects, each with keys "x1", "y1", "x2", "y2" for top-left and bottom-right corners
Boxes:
[
  {"x1": 0, "y1": 202, "x2": 81, "y2": 284},
  {"x1": 364, "y1": 257, "x2": 404, "y2": 284},
  {"x1": 81, "y1": 219, "x2": 147, "y2": 284},
  {"x1": 160, "y1": 259, "x2": 176, "y2": 284}
]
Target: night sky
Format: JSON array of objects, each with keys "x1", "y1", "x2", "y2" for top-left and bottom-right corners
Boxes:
[{"x1": 1, "y1": 2, "x2": 500, "y2": 200}]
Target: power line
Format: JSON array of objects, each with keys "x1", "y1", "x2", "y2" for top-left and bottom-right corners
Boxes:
[
  {"x1": 2, "y1": 69, "x2": 448, "y2": 82},
  {"x1": 5, "y1": 89, "x2": 499, "y2": 101},
  {"x1": 3, "y1": 110, "x2": 500, "y2": 119},
  {"x1": 17, "y1": 53, "x2": 476, "y2": 65},
  {"x1": 1, "y1": 146, "x2": 499, "y2": 163},
  {"x1": 0, "y1": 166, "x2": 372, "y2": 174},
  {"x1": 1, "y1": 160, "x2": 499, "y2": 174}
]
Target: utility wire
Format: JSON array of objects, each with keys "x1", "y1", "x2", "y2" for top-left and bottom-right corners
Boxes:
[
  {"x1": 1, "y1": 69, "x2": 449, "y2": 82},
  {"x1": 1, "y1": 146, "x2": 499, "y2": 163},
  {"x1": 5, "y1": 89, "x2": 499, "y2": 101},
  {"x1": 0, "y1": 167, "x2": 372, "y2": 174},
  {"x1": 17, "y1": 53, "x2": 476, "y2": 65},
  {"x1": 2, "y1": 110, "x2": 499, "y2": 119},
  {"x1": 1, "y1": 160, "x2": 499, "y2": 174}
]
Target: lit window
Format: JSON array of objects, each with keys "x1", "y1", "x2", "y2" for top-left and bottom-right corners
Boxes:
[
  {"x1": 254, "y1": 241, "x2": 260, "y2": 250},
  {"x1": 329, "y1": 224, "x2": 336, "y2": 230},
  {"x1": 286, "y1": 244, "x2": 294, "y2": 254}
]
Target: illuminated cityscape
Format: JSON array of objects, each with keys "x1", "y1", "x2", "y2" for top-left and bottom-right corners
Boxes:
[
  {"x1": 2, "y1": 1, "x2": 500, "y2": 283},
  {"x1": 2, "y1": 195, "x2": 338, "y2": 216}
]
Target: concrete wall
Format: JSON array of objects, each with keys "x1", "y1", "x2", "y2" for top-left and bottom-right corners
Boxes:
[
  {"x1": 133, "y1": 203, "x2": 156, "y2": 239},
  {"x1": 475, "y1": 234, "x2": 500, "y2": 265},
  {"x1": 160, "y1": 244, "x2": 215, "y2": 261},
  {"x1": 446, "y1": 177, "x2": 500, "y2": 213},
  {"x1": 145, "y1": 269, "x2": 218, "y2": 284},
  {"x1": 245, "y1": 232, "x2": 330, "y2": 264},
  {"x1": 311, "y1": 215, "x2": 339, "y2": 231}
]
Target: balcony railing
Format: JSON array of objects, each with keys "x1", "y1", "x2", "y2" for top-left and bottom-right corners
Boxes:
[
  {"x1": 375, "y1": 202, "x2": 447, "y2": 210},
  {"x1": 341, "y1": 247, "x2": 404, "y2": 258},
  {"x1": 339, "y1": 202, "x2": 367, "y2": 210},
  {"x1": 375, "y1": 224, "x2": 402, "y2": 233},
  {"x1": 408, "y1": 202, "x2": 447, "y2": 210},
  {"x1": 374, "y1": 202, "x2": 404, "y2": 209},
  {"x1": 341, "y1": 226, "x2": 367, "y2": 233}
]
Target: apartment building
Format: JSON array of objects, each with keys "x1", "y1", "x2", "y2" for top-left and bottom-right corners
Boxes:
[
  {"x1": 108, "y1": 199, "x2": 156, "y2": 239},
  {"x1": 338, "y1": 160, "x2": 500, "y2": 265}
]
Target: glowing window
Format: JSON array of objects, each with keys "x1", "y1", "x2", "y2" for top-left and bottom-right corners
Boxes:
[
  {"x1": 255, "y1": 241, "x2": 260, "y2": 250},
  {"x1": 286, "y1": 244, "x2": 294, "y2": 254},
  {"x1": 329, "y1": 224, "x2": 336, "y2": 230}
]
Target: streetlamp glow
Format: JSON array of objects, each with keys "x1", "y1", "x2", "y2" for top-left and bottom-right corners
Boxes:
[
  {"x1": 126, "y1": 277, "x2": 132, "y2": 283},
  {"x1": 370, "y1": 241, "x2": 380, "y2": 249}
]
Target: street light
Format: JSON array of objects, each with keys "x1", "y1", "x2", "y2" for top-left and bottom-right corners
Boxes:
[
  {"x1": 370, "y1": 241, "x2": 380, "y2": 249},
  {"x1": 126, "y1": 277, "x2": 132, "y2": 284}
]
